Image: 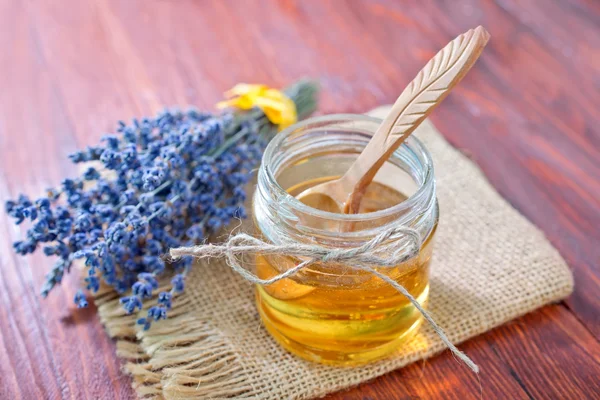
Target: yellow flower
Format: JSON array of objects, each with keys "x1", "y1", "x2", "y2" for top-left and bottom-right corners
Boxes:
[{"x1": 217, "y1": 84, "x2": 297, "y2": 130}]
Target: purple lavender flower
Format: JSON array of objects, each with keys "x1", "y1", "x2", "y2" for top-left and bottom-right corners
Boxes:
[{"x1": 4, "y1": 80, "x2": 318, "y2": 329}]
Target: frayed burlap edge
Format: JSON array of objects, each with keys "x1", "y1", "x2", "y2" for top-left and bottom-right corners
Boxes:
[
  {"x1": 95, "y1": 282, "x2": 258, "y2": 400},
  {"x1": 95, "y1": 272, "x2": 573, "y2": 400}
]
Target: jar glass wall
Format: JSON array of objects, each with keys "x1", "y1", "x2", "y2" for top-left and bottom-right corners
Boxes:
[{"x1": 252, "y1": 114, "x2": 438, "y2": 365}]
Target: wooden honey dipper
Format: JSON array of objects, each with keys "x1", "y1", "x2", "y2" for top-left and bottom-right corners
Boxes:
[{"x1": 298, "y1": 26, "x2": 490, "y2": 214}]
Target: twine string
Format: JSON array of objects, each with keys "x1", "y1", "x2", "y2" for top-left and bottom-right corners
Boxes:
[{"x1": 170, "y1": 226, "x2": 478, "y2": 373}]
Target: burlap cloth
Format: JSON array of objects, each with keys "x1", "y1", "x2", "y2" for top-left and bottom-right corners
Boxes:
[{"x1": 95, "y1": 106, "x2": 574, "y2": 399}]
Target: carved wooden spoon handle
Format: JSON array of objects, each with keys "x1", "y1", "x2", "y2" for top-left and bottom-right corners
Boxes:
[{"x1": 343, "y1": 26, "x2": 490, "y2": 214}]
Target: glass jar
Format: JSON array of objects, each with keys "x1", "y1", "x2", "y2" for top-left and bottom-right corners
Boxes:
[{"x1": 252, "y1": 114, "x2": 438, "y2": 365}]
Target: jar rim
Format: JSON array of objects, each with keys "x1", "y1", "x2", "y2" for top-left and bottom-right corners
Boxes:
[{"x1": 261, "y1": 113, "x2": 435, "y2": 225}]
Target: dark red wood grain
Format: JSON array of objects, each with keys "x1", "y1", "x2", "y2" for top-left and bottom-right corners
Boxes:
[{"x1": 0, "y1": 0, "x2": 598, "y2": 399}]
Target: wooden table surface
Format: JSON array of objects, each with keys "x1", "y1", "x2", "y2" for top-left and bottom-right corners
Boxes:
[{"x1": 1, "y1": 1, "x2": 598, "y2": 399}]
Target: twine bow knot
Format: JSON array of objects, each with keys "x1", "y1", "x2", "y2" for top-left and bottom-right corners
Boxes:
[{"x1": 170, "y1": 225, "x2": 478, "y2": 373}]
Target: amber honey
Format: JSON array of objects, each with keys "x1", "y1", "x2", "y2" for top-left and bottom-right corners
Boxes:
[{"x1": 255, "y1": 179, "x2": 435, "y2": 365}]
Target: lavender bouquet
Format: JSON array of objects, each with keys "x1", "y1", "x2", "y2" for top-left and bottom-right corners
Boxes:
[{"x1": 5, "y1": 80, "x2": 318, "y2": 330}]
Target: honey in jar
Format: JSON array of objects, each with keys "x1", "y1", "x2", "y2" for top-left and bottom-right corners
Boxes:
[{"x1": 253, "y1": 115, "x2": 438, "y2": 365}]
